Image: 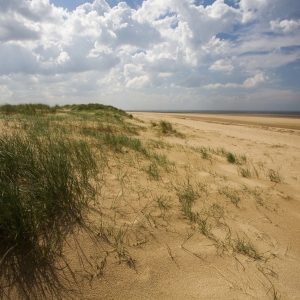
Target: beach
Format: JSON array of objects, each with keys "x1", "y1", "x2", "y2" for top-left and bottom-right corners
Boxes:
[
  {"x1": 111, "y1": 111, "x2": 300, "y2": 299},
  {"x1": 2, "y1": 110, "x2": 300, "y2": 299},
  {"x1": 80, "y1": 112, "x2": 300, "y2": 299}
]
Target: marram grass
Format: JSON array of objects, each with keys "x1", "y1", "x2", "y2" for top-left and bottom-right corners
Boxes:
[{"x1": 0, "y1": 132, "x2": 98, "y2": 263}]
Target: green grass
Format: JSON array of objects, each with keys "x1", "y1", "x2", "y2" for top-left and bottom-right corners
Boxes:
[
  {"x1": 192, "y1": 146, "x2": 212, "y2": 160},
  {"x1": 0, "y1": 103, "x2": 57, "y2": 115},
  {"x1": 177, "y1": 184, "x2": 199, "y2": 222},
  {"x1": 218, "y1": 186, "x2": 241, "y2": 206},
  {"x1": 144, "y1": 162, "x2": 160, "y2": 180},
  {"x1": 238, "y1": 165, "x2": 252, "y2": 178},
  {"x1": 155, "y1": 196, "x2": 172, "y2": 216},
  {"x1": 151, "y1": 152, "x2": 176, "y2": 172},
  {"x1": 232, "y1": 236, "x2": 260, "y2": 259},
  {"x1": 0, "y1": 132, "x2": 98, "y2": 263},
  {"x1": 268, "y1": 169, "x2": 282, "y2": 183},
  {"x1": 0, "y1": 103, "x2": 281, "y2": 298},
  {"x1": 102, "y1": 133, "x2": 148, "y2": 155},
  {"x1": 226, "y1": 152, "x2": 236, "y2": 164},
  {"x1": 67, "y1": 103, "x2": 129, "y2": 116},
  {"x1": 226, "y1": 152, "x2": 247, "y2": 165},
  {"x1": 154, "y1": 120, "x2": 185, "y2": 138}
]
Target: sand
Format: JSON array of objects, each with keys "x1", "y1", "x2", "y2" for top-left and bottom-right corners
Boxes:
[{"x1": 3, "y1": 112, "x2": 300, "y2": 300}]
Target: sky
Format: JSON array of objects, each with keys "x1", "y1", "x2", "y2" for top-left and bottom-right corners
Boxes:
[{"x1": 0, "y1": 0, "x2": 300, "y2": 111}]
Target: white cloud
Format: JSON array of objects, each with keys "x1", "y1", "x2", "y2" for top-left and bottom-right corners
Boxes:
[
  {"x1": 125, "y1": 75, "x2": 151, "y2": 89},
  {"x1": 203, "y1": 73, "x2": 268, "y2": 89},
  {"x1": 270, "y1": 19, "x2": 300, "y2": 33},
  {"x1": 239, "y1": 0, "x2": 270, "y2": 23},
  {"x1": 243, "y1": 73, "x2": 267, "y2": 87},
  {"x1": 0, "y1": 0, "x2": 299, "y2": 110},
  {"x1": 56, "y1": 51, "x2": 70, "y2": 64},
  {"x1": 209, "y1": 59, "x2": 235, "y2": 73}
]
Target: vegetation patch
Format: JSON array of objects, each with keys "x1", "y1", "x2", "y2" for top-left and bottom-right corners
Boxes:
[
  {"x1": 0, "y1": 133, "x2": 98, "y2": 263},
  {"x1": 153, "y1": 120, "x2": 185, "y2": 138}
]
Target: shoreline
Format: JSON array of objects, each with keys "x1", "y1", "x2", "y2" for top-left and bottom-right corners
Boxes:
[
  {"x1": 128, "y1": 111, "x2": 300, "y2": 117},
  {"x1": 131, "y1": 112, "x2": 300, "y2": 130}
]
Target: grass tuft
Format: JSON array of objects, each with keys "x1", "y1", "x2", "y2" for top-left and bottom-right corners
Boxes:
[
  {"x1": 153, "y1": 120, "x2": 185, "y2": 138},
  {"x1": 177, "y1": 184, "x2": 199, "y2": 222},
  {"x1": 0, "y1": 133, "x2": 98, "y2": 263},
  {"x1": 268, "y1": 169, "x2": 282, "y2": 183},
  {"x1": 226, "y1": 152, "x2": 236, "y2": 164},
  {"x1": 232, "y1": 236, "x2": 260, "y2": 259},
  {"x1": 218, "y1": 186, "x2": 241, "y2": 206},
  {"x1": 144, "y1": 162, "x2": 160, "y2": 180}
]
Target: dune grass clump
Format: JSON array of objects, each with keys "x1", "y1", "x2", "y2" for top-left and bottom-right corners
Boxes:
[
  {"x1": 177, "y1": 184, "x2": 199, "y2": 222},
  {"x1": 226, "y1": 152, "x2": 247, "y2": 165},
  {"x1": 68, "y1": 103, "x2": 130, "y2": 118},
  {"x1": 268, "y1": 169, "x2": 282, "y2": 183},
  {"x1": 144, "y1": 162, "x2": 160, "y2": 180},
  {"x1": 226, "y1": 152, "x2": 236, "y2": 164},
  {"x1": 0, "y1": 103, "x2": 57, "y2": 115},
  {"x1": 232, "y1": 236, "x2": 260, "y2": 260},
  {"x1": 192, "y1": 146, "x2": 212, "y2": 160},
  {"x1": 0, "y1": 133, "x2": 98, "y2": 263},
  {"x1": 159, "y1": 120, "x2": 174, "y2": 134},
  {"x1": 218, "y1": 186, "x2": 241, "y2": 206},
  {"x1": 154, "y1": 120, "x2": 185, "y2": 138},
  {"x1": 102, "y1": 133, "x2": 148, "y2": 155}
]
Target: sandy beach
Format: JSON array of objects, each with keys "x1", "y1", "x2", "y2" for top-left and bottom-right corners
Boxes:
[
  {"x1": 79, "y1": 112, "x2": 300, "y2": 299},
  {"x1": 95, "y1": 112, "x2": 300, "y2": 300},
  {"x1": 2, "y1": 0, "x2": 300, "y2": 298},
  {"x1": 2, "y1": 111, "x2": 300, "y2": 300}
]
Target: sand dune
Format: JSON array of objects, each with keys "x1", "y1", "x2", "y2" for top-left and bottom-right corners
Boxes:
[
  {"x1": 3, "y1": 112, "x2": 300, "y2": 299},
  {"x1": 74, "y1": 112, "x2": 300, "y2": 299}
]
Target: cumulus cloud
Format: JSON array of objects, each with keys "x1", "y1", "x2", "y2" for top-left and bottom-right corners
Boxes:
[
  {"x1": 126, "y1": 75, "x2": 151, "y2": 89},
  {"x1": 239, "y1": 0, "x2": 270, "y2": 23},
  {"x1": 270, "y1": 19, "x2": 300, "y2": 33},
  {"x1": 209, "y1": 59, "x2": 235, "y2": 73},
  {"x1": 0, "y1": 0, "x2": 299, "y2": 110},
  {"x1": 203, "y1": 73, "x2": 268, "y2": 89}
]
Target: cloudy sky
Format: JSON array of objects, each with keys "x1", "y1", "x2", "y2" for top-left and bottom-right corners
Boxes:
[{"x1": 0, "y1": 0, "x2": 299, "y2": 111}]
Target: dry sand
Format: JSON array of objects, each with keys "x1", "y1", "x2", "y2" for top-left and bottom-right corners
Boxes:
[{"x1": 3, "y1": 112, "x2": 300, "y2": 300}]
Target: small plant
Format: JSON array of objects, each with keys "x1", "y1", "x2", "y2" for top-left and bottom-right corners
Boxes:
[
  {"x1": 226, "y1": 152, "x2": 247, "y2": 165},
  {"x1": 177, "y1": 184, "x2": 199, "y2": 222},
  {"x1": 144, "y1": 162, "x2": 160, "y2": 180},
  {"x1": 268, "y1": 169, "x2": 282, "y2": 183},
  {"x1": 218, "y1": 186, "x2": 241, "y2": 206},
  {"x1": 232, "y1": 236, "x2": 260, "y2": 259},
  {"x1": 151, "y1": 152, "x2": 176, "y2": 172},
  {"x1": 198, "y1": 218, "x2": 211, "y2": 237},
  {"x1": 150, "y1": 120, "x2": 157, "y2": 127},
  {"x1": 226, "y1": 152, "x2": 236, "y2": 164},
  {"x1": 155, "y1": 196, "x2": 172, "y2": 216},
  {"x1": 191, "y1": 146, "x2": 212, "y2": 160},
  {"x1": 242, "y1": 185, "x2": 264, "y2": 205},
  {"x1": 159, "y1": 120, "x2": 174, "y2": 134},
  {"x1": 238, "y1": 165, "x2": 252, "y2": 178},
  {"x1": 154, "y1": 120, "x2": 185, "y2": 138}
]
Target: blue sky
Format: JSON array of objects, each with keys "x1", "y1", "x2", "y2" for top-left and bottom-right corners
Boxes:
[
  {"x1": 50, "y1": 0, "x2": 144, "y2": 10},
  {"x1": 49, "y1": 0, "x2": 230, "y2": 11},
  {"x1": 0, "y1": 0, "x2": 299, "y2": 110}
]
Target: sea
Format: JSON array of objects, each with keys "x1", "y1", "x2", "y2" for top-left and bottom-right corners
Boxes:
[{"x1": 128, "y1": 110, "x2": 300, "y2": 116}]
